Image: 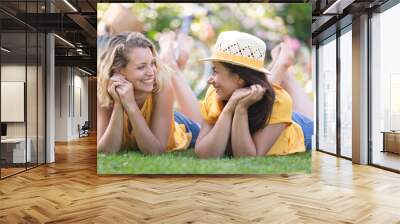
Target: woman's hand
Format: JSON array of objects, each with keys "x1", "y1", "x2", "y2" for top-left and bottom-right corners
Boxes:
[
  {"x1": 223, "y1": 87, "x2": 252, "y2": 114},
  {"x1": 236, "y1": 85, "x2": 266, "y2": 110},
  {"x1": 110, "y1": 73, "x2": 137, "y2": 110},
  {"x1": 270, "y1": 44, "x2": 281, "y2": 63},
  {"x1": 176, "y1": 32, "x2": 194, "y2": 70},
  {"x1": 107, "y1": 76, "x2": 124, "y2": 105},
  {"x1": 275, "y1": 43, "x2": 294, "y2": 68},
  {"x1": 158, "y1": 31, "x2": 179, "y2": 70},
  {"x1": 268, "y1": 42, "x2": 294, "y2": 71}
]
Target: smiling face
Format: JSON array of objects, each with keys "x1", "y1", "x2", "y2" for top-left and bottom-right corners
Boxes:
[
  {"x1": 207, "y1": 61, "x2": 245, "y2": 101},
  {"x1": 119, "y1": 47, "x2": 157, "y2": 93}
]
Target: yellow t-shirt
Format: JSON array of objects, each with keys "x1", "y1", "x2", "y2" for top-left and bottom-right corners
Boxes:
[
  {"x1": 122, "y1": 94, "x2": 192, "y2": 152},
  {"x1": 200, "y1": 84, "x2": 305, "y2": 156}
]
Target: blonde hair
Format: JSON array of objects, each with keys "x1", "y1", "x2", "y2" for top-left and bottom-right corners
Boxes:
[{"x1": 98, "y1": 32, "x2": 163, "y2": 107}]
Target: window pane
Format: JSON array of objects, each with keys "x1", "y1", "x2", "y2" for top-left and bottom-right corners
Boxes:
[
  {"x1": 318, "y1": 37, "x2": 337, "y2": 154},
  {"x1": 27, "y1": 31, "x2": 38, "y2": 169},
  {"x1": 1, "y1": 27, "x2": 27, "y2": 178},
  {"x1": 340, "y1": 29, "x2": 352, "y2": 158},
  {"x1": 38, "y1": 32, "x2": 45, "y2": 165},
  {"x1": 371, "y1": 3, "x2": 400, "y2": 171}
]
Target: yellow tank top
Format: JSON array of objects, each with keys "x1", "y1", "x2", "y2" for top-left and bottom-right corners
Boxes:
[
  {"x1": 122, "y1": 94, "x2": 192, "y2": 151},
  {"x1": 200, "y1": 84, "x2": 305, "y2": 156}
]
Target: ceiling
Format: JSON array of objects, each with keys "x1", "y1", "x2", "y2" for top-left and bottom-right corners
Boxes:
[
  {"x1": 0, "y1": 0, "x2": 97, "y2": 75},
  {"x1": 311, "y1": 0, "x2": 389, "y2": 43},
  {"x1": 1, "y1": 0, "x2": 394, "y2": 74}
]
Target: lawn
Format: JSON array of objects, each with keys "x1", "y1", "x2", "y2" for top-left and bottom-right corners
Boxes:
[{"x1": 98, "y1": 149, "x2": 311, "y2": 175}]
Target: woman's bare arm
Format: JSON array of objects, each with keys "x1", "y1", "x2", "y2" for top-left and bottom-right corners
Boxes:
[
  {"x1": 124, "y1": 79, "x2": 174, "y2": 154},
  {"x1": 97, "y1": 102, "x2": 124, "y2": 154},
  {"x1": 195, "y1": 110, "x2": 234, "y2": 159},
  {"x1": 231, "y1": 85, "x2": 285, "y2": 157},
  {"x1": 231, "y1": 105, "x2": 285, "y2": 157},
  {"x1": 195, "y1": 88, "x2": 251, "y2": 158}
]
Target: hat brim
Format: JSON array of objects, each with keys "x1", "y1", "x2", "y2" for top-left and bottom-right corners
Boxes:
[{"x1": 200, "y1": 57, "x2": 272, "y2": 75}]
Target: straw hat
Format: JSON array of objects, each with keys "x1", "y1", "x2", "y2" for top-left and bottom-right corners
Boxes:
[{"x1": 200, "y1": 31, "x2": 271, "y2": 75}]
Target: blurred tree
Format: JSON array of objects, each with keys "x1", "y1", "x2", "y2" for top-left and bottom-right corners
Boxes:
[
  {"x1": 98, "y1": 3, "x2": 312, "y2": 97},
  {"x1": 277, "y1": 3, "x2": 312, "y2": 45}
]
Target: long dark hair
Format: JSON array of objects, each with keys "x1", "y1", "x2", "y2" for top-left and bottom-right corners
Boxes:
[{"x1": 221, "y1": 62, "x2": 275, "y2": 134}]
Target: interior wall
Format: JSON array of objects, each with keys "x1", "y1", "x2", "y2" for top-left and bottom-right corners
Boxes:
[
  {"x1": 71, "y1": 72, "x2": 89, "y2": 138},
  {"x1": 88, "y1": 77, "x2": 97, "y2": 132},
  {"x1": 54, "y1": 67, "x2": 89, "y2": 141},
  {"x1": 54, "y1": 66, "x2": 69, "y2": 141},
  {"x1": 1, "y1": 65, "x2": 40, "y2": 139}
]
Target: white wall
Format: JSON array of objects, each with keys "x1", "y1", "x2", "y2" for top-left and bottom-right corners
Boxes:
[
  {"x1": 1, "y1": 64, "x2": 46, "y2": 164},
  {"x1": 72, "y1": 73, "x2": 89, "y2": 138},
  {"x1": 54, "y1": 67, "x2": 89, "y2": 141},
  {"x1": 1, "y1": 65, "x2": 36, "y2": 138},
  {"x1": 1, "y1": 65, "x2": 26, "y2": 141},
  {"x1": 55, "y1": 67, "x2": 69, "y2": 141},
  {"x1": 1, "y1": 66, "x2": 25, "y2": 127}
]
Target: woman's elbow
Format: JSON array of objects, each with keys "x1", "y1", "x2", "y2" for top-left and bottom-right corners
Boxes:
[
  {"x1": 97, "y1": 136, "x2": 122, "y2": 154},
  {"x1": 154, "y1": 146, "x2": 167, "y2": 155},
  {"x1": 195, "y1": 145, "x2": 219, "y2": 159},
  {"x1": 97, "y1": 146, "x2": 106, "y2": 154},
  {"x1": 142, "y1": 144, "x2": 166, "y2": 155},
  {"x1": 234, "y1": 151, "x2": 257, "y2": 158},
  {"x1": 194, "y1": 146, "x2": 206, "y2": 158},
  {"x1": 256, "y1": 148, "x2": 267, "y2": 157},
  {"x1": 97, "y1": 144, "x2": 118, "y2": 155},
  {"x1": 248, "y1": 151, "x2": 258, "y2": 157}
]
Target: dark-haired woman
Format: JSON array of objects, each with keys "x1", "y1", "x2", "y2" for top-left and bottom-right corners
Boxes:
[{"x1": 194, "y1": 31, "x2": 313, "y2": 158}]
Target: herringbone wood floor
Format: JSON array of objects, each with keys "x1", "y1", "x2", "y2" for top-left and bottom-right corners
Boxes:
[{"x1": 1, "y1": 135, "x2": 400, "y2": 224}]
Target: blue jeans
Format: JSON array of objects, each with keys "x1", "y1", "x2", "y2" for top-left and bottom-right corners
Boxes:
[
  {"x1": 174, "y1": 111, "x2": 200, "y2": 148},
  {"x1": 292, "y1": 112, "x2": 314, "y2": 151}
]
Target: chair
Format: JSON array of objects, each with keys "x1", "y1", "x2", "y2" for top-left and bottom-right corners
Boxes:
[{"x1": 78, "y1": 121, "x2": 90, "y2": 138}]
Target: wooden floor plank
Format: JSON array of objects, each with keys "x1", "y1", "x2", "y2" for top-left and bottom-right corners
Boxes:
[{"x1": 0, "y1": 134, "x2": 399, "y2": 223}]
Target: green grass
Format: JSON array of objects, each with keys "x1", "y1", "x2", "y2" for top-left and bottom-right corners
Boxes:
[{"x1": 98, "y1": 149, "x2": 311, "y2": 175}]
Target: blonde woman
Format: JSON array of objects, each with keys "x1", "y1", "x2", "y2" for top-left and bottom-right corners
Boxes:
[
  {"x1": 194, "y1": 31, "x2": 314, "y2": 158},
  {"x1": 97, "y1": 32, "x2": 200, "y2": 154}
]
